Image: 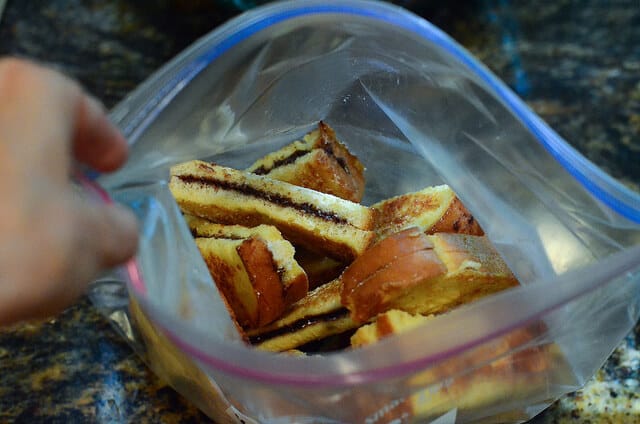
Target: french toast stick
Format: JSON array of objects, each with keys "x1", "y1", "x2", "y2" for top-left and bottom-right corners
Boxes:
[
  {"x1": 193, "y1": 219, "x2": 309, "y2": 329},
  {"x1": 196, "y1": 237, "x2": 261, "y2": 329},
  {"x1": 169, "y1": 160, "x2": 375, "y2": 262},
  {"x1": 341, "y1": 228, "x2": 519, "y2": 324},
  {"x1": 185, "y1": 215, "x2": 308, "y2": 306},
  {"x1": 372, "y1": 185, "x2": 484, "y2": 239},
  {"x1": 247, "y1": 279, "x2": 355, "y2": 352},
  {"x1": 247, "y1": 122, "x2": 365, "y2": 202}
]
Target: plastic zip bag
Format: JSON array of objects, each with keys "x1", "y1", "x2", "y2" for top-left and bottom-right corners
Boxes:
[{"x1": 90, "y1": 1, "x2": 640, "y2": 422}]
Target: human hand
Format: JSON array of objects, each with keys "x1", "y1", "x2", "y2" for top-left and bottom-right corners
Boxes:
[{"x1": 0, "y1": 58, "x2": 138, "y2": 325}]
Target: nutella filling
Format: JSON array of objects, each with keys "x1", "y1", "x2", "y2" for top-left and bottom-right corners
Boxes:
[
  {"x1": 251, "y1": 143, "x2": 350, "y2": 176},
  {"x1": 177, "y1": 174, "x2": 349, "y2": 224},
  {"x1": 252, "y1": 148, "x2": 312, "y2": 175},
  {"x1": 320, "y1": 143, "x2": 350, "y2": 175},
  {"x1": 190, "y1": 230, "x2": 246, "y2": 240},
  {"x1": 248, "y1": 308, "x2": 350, "y2": 345}
]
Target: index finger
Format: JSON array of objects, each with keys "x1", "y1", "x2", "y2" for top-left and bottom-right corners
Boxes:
[{"x1": 73, "y1": 94, "x2": 129, "y2": 173}]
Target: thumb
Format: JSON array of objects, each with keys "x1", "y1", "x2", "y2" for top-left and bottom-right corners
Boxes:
[
  {"x1": 53, "y1": 197, "x2": 138, "y2": 316},
  {"x1": 57, "y1": 194, "x2": 138, "y2": 303},
  {"x1": 0, "y1": 198, "x2": 138, "y2": 325}
]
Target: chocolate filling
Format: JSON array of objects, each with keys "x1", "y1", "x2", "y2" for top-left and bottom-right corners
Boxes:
[
  {"x1": 252, "y1": 148, "x2": 312, "y2": 175},
  {"x1": 251, "y1": 143, "x2": 350, "y2": 176},
  {"x1": 321, "y1": 143, "x2": 350, "y2": 175},
  {"x1": 190, "y1": 229, "x2": 246, "y2": 240},
  {"x1": 177, "y1": 174, "x2": 348, "y2": 224},
  {"x1": 248, "y1": 308, "x2": 350, "y2": 344}
]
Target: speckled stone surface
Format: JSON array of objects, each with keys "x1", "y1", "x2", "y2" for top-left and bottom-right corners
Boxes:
[
  {"x1": 459, "y1": 0, "x2": 640, "y2": 195},
  {"x1": 0, "y1": 1, "x2": 638, "y2": 423},
  {"x1": 0, "y1": 297, "x2": 211, "y2": 422}
]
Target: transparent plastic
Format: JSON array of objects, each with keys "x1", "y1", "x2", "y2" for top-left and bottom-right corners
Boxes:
[{"x1": 90, "y1": 1, "x2": 640, "y2": 423}]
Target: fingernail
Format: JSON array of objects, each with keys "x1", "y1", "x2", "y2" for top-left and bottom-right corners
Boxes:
[{"x1": 86, "y1": 95, "x2": 123, "y2": 141}]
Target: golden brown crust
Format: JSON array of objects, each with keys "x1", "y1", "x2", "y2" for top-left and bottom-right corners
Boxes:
[
  {"x1": 184, "y1": 215, "x2": 309, "y2": 308},
  {"x1": 236, "y1": 237, "x2": 286, "y2": 327},
  {"x1": 252, "y1": 314, "x2": 354, "y2": 352},
  {"x1": 341, "y1": 231, "x2": 519, "y2": 324},
  {"x1": 341, "y1": 228, "x2": 435, "y2": 303},
  {"x1": 314, "y1": 121, "x2": 366, "y2": 202},
  {"x1": 281, "y1": 272, "x2": 309, "y2": 307},
  {"x1": 197, "y1": 238, "x2": 258, "y2": 329},
  {"x1": 345, "y1": 249, "x2": 447, "y2": 324},
  {"x1": 373, "y1": 189, "x2": 442, "y2": 233},
  {"x1": 428, "y1": 195, "x2": 484, "y2": 236},
  {"x1": 246, "y1": 279, "x2": 355, "y2": 352},
  {"x1": 247, "y1": 279, "x2": 344, "y2": 338},
  {"x1": 372, "y1": 185, "x2": 483, "y2": 239},
  {"x1": 186, "y1": 210, "x2": 371, "y2": 262},
  {"x1": 186, "y1": 215, "x2": 313, "y2": 329},
  {"x1": 272, "y1": 148, "x2": 362, "y2": 202},
  {"x1": 247, "y1": 121, "x2": 366, "y2": 202}
]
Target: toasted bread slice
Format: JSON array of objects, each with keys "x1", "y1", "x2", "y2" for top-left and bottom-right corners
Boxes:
[
  {"x1": 196, "y1": 237, "x2": 261, "y2": 329},
  {"x1": 372, "y1": 185, "x2": 483, "y2": 239},
  {"x1": 350, "y1": 309, "x2": 434, "y2": 348},
  {"x1": 186, "y1": 215, "x2": 308, "y2": 305},
  {"x1": 247, "y1": 279, "x2": 355, "y2": 352},
  {"x1": 247, "y1": 122, "x2": 365, "y2": 202},
  {"x1": 194, "y1": 221, "x2": 309, "y2": 329},
  {"x1": 169, "y1": 160, "x2": 375, "y2": 262},
  {"x1": 341, "y1": 228, "x2": 519, "y2": 324}
]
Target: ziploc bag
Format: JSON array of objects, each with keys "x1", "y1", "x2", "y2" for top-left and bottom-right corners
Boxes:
[{"x1": 89, "y1": 1, "x2": 640, "y2": 423}]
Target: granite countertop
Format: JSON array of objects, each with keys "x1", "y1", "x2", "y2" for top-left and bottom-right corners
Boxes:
[{"x1": 0, "y1": 0, "x2": 638, "y2": 422}]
